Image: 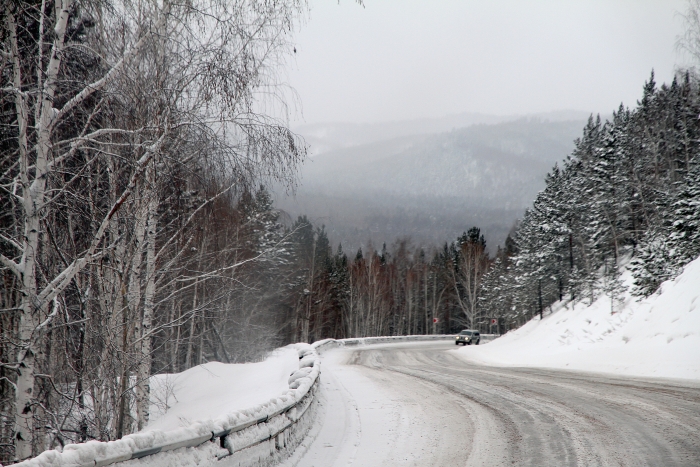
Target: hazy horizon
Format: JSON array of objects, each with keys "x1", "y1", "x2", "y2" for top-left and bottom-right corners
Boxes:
[
  {"x1": 277, "y1": 0, "x2": 692, "y2": 252},
  {"x1": 275, "y1": 115, "x2": 590, "y2": 253},
  {"x1": 287, "y1": 0, "x2": 687, "y2": 126}
]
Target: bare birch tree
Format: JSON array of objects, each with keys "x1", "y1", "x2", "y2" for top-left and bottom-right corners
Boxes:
[
  {"x1": 449, "y1": 229, "x2": 490, "y2": 329},
  {"x1": 1, "y1": 0, "x2": 306, "y2": 460}
]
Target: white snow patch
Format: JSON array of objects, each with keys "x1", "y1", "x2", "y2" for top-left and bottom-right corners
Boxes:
[
  {"x1": 453, "y1": 256, "x2": 700, "y2": 380},
  {"x1": 148, "y1": 347, "x2": 299, "y2": 431},
  {"x1": 18, "y1": 344, "x2": 320, "y2": 467}
]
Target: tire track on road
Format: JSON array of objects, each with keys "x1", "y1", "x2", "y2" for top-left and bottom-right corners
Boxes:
[{"x1": 353, "y1": 343, "x2": 700, "y2": 466}]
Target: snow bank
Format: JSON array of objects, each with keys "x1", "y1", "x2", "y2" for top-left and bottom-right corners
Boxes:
[
  {"x1": 148, "y1": 348, "x2": 299, "y2": 431},
  {"x1": 17, "y1": 344, "x2": 322, "y2": 467},
  {"x1": 453, "y1": 256, "x2": 700, "y2": 380}
]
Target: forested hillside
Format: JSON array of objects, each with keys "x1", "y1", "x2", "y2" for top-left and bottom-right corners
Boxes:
[
  {"x1": 480, "y1": 71, "x2": 700, "y2": 323},
  {"x1": 279, "y1": 117, "x2": 588, "y2": 251},
  {"x1": 275, "y1": 70, "x2": 700, "y2": 352}
]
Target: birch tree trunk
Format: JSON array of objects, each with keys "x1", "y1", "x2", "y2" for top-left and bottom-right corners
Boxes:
[
  {"x1": 8, "y1": 0, "x2": 72, "y2": 458},
  {"x1": 136, "y1": 161, "x2": 158, "y2": 430}
]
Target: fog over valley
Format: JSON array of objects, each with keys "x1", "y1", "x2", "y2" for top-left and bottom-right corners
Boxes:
[
  {"x1": 277, "y1": 112, "x2": 590, "y2": 252},
  {"x1": 276, "y1": 0, "x2": 684, "y2": 252}
]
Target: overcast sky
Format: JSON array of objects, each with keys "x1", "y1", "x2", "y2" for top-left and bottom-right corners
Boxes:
[{"x1": 286, "y1": 0, "x2": 688, "y2": 125}]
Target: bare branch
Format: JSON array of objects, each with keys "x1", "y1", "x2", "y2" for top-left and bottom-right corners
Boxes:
[
  {"x1": 37, "y1": 133, "x2": 167, "y2": 307},
  {"x1": 0, "y1": 253, "x2": 22, "y2": 278},
  {"x1": 52, "y1": 4, "x2": 172, "y2": 129}
]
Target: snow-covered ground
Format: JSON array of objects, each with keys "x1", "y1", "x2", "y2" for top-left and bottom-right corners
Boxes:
[
  {"x1": 20, "y1": 345, "x2": 316, "y2": 467},
  {"x1": 453, "y1": 256, "x2": 700, "y2": 380},
  {"x1": 279, "y1": 345, "x2": 479, "y2": 467},
  {"x1": 287, "y1": 341, "x2": 700, "y2": 466},
  {"x1": 147, "y1": 347, "x2": 299, "y2": 431}
]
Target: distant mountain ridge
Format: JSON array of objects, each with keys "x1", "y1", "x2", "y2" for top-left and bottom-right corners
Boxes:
[
  {"x1": 295, "y1": 110, "x2": 592, "y2": 155},
  {"x1": 278, "y1": 113, "x2": 591, "y2": 252}
]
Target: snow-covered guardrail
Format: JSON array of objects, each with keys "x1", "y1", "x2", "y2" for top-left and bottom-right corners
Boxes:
[
  {"x1": 312, "y1": 333, "x2": 487, "y2": 354},
  {"x1": 18, "y1": 334, "x2": 498, "y2": 467},
  {"x1": 16, "y1": 344, "x2": 321, "y2": 467},
  {"x1": 312, "y1": 333, "x2": 499, "y2": 356}
]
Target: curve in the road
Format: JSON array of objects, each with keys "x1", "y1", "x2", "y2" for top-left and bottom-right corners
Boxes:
[{"x1": 281, "y1": 341, "x2": 700, "y2": 467}]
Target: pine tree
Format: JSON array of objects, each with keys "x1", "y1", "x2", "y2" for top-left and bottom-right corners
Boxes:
[{"x1": 632, "y1": 159, "x2": 700, "y2": 295}]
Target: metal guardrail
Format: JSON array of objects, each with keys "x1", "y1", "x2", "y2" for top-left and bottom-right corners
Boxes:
[
  {"x1": 19, "y1": 334, "x2": 498, "y2": 466},
  {"x1": 107, "y1": 381, "x2": 319, "y2": 466},
  {"x1": 17, "y1": 346, "x2": 322, "y2": 467}
]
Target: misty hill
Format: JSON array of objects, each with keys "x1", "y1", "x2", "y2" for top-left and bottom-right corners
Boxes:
[
  {"x1": 295, "y1": 110, "x2": 592, "y2": 155},
  {"x1": 277, "y1": 116, "x2": 589, "y2": 252}
]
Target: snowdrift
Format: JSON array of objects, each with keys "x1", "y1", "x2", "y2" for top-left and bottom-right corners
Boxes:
[
  {"x1": 18, "y1": 344, "x2": 321, "y2": 467},
  {"x1": 453, "y1": 256, "x2": 700, "y2": 380},
  {"x1": 147, "y1": 348, "x2": 299, "y2": 431}
]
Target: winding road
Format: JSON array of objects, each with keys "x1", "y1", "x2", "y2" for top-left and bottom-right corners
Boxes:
[{"x1": 281, "y1": 341, "x2": 700, "y2": 467}]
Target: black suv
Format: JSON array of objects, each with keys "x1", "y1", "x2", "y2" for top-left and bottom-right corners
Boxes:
[{"x1": 455, "y1": 330, "x2": 480, "y2": 345}]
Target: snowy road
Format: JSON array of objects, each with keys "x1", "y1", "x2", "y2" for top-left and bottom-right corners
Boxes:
[{"x1": 281, "y1": 341, "x2": 700, "y2": 467}]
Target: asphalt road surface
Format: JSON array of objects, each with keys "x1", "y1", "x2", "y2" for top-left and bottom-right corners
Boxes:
[{"x1": 281, "y1": 341, "x2": 700, "y2": 467}]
